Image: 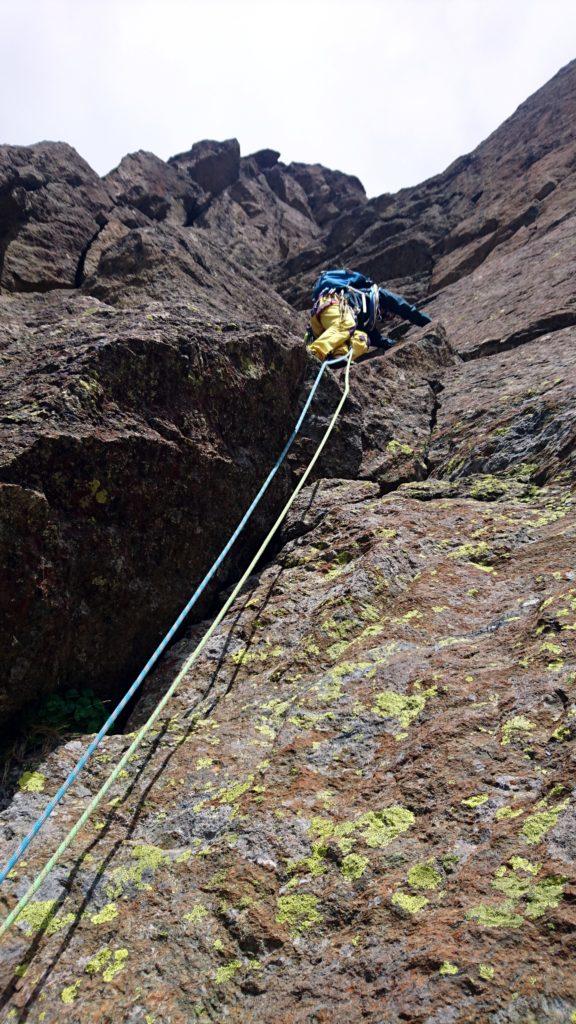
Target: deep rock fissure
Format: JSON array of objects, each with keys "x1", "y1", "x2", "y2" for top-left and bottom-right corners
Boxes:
[
  {"x1": 422, "y1": 378, "x2": 444, "y2": 479},
  {"x1": 75, "y1": 221, "x2": 108, "y2": 286},
  {"x1": 0, "y1": 192, "x2": 22, "y2": 293}
]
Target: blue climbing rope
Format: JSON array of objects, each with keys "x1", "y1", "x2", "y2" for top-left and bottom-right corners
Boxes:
[{"x1": 0, "y1": 353, "x2": 348, "y2": 885}]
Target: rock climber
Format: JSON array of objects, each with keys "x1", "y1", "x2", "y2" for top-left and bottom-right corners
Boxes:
[{"x1": 306, "y1": 267, "x2": 432, "y2": 362}]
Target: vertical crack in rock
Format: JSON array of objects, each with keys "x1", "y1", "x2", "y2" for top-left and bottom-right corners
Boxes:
[
  {"x1": 422, "y1": 378, "x2": 444, "y2": 479},
  {"x1": 74, "y1": 221, "x2": 107, "y2": 287}
]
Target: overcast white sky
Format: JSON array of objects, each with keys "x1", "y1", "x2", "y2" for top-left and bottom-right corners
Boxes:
[{"x1": 1, "y1": 0, "x2": 575, "y2": 197}]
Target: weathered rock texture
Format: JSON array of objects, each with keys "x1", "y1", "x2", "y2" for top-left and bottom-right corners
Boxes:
[
  {"x1": 0, "y1": 292, "x2": 305, "y2": 720},
  {"x1": 0, "y1": 58, "x2": 576, "y2": 1024},
  {"x1": 279, "y1": 58, "x2": 576, "y2": 313}
]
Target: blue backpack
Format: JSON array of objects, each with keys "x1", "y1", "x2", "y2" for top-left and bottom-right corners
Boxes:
[
  {"x1": 311, "y1": 267, "x2": 374, "y2": 300},
  {"x1": 312, "y1": 267, "x2": 380, "y2": 332}
]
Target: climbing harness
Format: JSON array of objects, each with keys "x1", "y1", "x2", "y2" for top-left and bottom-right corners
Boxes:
[{"x1": 0, "y1": 350, "x2": 354, "y2": 937}]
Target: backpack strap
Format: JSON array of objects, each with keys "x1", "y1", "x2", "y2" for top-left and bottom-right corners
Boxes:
[
  {"x1": 311, "y1": 291, "x2": 340, "y2": 319},
  {"x1": 369, "y1": 284, "x2": 380, "y2": 330}
]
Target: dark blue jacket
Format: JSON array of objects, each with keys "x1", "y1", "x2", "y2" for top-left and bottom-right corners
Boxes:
[{"x1": 311, "y1": 268, "x2": 431, "y2": 348}]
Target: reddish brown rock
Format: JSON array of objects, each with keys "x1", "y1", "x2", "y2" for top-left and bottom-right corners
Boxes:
[
  {"x1": 0, "y1": 291, "x2": 305, "y2": 720},
  {"x1": 104, "y1": 150, "x2": 208, "y2": 225},
  {"x1": 80, "y1": 221, "x2": 298, "y2": 320},
  {"x1": 285, "y1": 161, "x2": 367, "y2": 227},
  {"x1": 194, "y1": 173, "x2": 320, "y2": 272},
  {"x1": 279, "y1": 58, "x2": 576, "y2": 311},
  {"x1": 428, "y1": 325, "x2": 576, "y2": 487},
  {"x1": 1, "y1": 480, "x2": 574, "y2": 1022},
  {"x1": 0, "y1": 142, "x2": 112, "y2": 293},
  {"x1": 168, "y1": 138, "x2": 241, "y2": 196}
]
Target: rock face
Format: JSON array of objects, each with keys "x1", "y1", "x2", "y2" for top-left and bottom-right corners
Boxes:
[
  {"x1": 168, "y1": 138, "x2": 241, "y2": 197},
  {"x1": 279, "y1": 58, "x2": 576, "y2": 311},
  {"x1": 1, "y1": 59, "x2": 576, "y2": 1024},
  {"x1": 0, "y1": 292, "x2": 306, "y2": 721},
  {"x1": 194, "y1": 153, "x2": 366, "y2": 273},
  {"x1": 104, "y1": 151, "x2": 207, "y2": 225},
  {"x1": 0, "y1": 143, "x2": 112, "y2": 292}
]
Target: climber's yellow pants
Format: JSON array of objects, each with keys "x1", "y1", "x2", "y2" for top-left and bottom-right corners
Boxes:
[{"x1": 307, "y1": 299, "x2": 369, "y2": 362}]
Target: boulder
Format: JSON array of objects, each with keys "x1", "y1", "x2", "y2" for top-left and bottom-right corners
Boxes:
[
  {"x1": 105, "y1": 150, "x2": 208, "y2": 225},
  {"x1": 168, "y1": 137, "x2": 241, "y2": 196},
  {"x1": 0, "y1": 291, "x2": 306, "y2": 720}
]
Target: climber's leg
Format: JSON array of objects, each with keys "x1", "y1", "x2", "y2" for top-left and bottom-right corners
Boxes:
[
  {"x1": 308, "y1": 301, "x2": 368, "y2": 361},
  {"x1": 350, "y1": 333, "x2": 369, "y2": 360}
]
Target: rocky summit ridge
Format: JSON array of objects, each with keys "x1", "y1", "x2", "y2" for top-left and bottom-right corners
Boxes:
[{"x1": 0, "y1": 59, "x2": 575, "y2": 1023}]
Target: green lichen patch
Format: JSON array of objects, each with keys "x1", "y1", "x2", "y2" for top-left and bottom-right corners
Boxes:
[
  {"x1": 86, "y1": 948, "x2": 112, "y2": 975},
  {"x1": 231, "y1": 640, "x2": 283, "y2": 667},
  {"x1": 61, "y1": 982, "x2": 80, "y2": 1004},
  {"x1": 86, "y1": 946, "x2": 129, "y2": 982},
  {"x1": 18, "y1": 771, "x2": 46, "y2": 793},
  {"x1": 184, "y1": 904, "x2": 209, "y2": 924},
  {"x1": 377, "y1": 528, "x2": 397, "y2": 542},
  {"x1": 215, "y1": 960, "x2": 242, "y2": 984},
  {"x1": 196, "y1": 757, "x2": 214, "y2": 770},
  {"x1": 276, "y1": 893, "x2": 323, "y2": 933},
  {"x1": 372, "y1": 686, "x2": 436, "y2": 729},
  {"x1": 407, "y1": 861, "x2": 442, "y2": 890},
  {"x1": 461, "y1": 794, "x2": 489, "y2": 808},
  {"x1": 449, "y1": 541, "x2": 492, "y2": 566},
  {"x1": 495, "y1": 806, "x2": 524, "y2": 821},
  {"x1": 320, "y1": 617, "x2": 357, "y2": 642},
  {"x1": 88, "y1": 479, "x2": 109, "y2": 505},
  {"x1": 316, "y1": 658, "x2": 373, "y2": 703},
  {"x1": 18, "y1": 900, "x2": 77, "y2": 937},
  {"x1": 392, "y1": 609, "x2": 423, "y2": 625},
  {"x1": 509, "y1": 856, "x2": 540, "y2": 875},
  {"x1": 288, "y1": 842, "x2": 328, "y2": 879},
  {"x1": 217, "y1": 775, "x2": 255, "y2": 805},
  {"x1": 90, "y1": 903, "x2": 119, "y2": 925},
  {"x1": 539, "y1": 641, "x2": 563, "y2": 656},
  {"x1": 469, "y1": 475, "x2": 511, "y2": 501},
  {"x1": 387, "y1": 439, "x2": 414, "y2": 456},
  {"x1": 392, "y1": 891, "x2": 429, "y2": 914},
  {"x1": 439, "y1": 961, "x2": 459, "y2": 976},
  {"x1": 479, "y1": 963, "x2": 495, "y2": 980},
  {"x1": 520, "y1": 798, "x2": 569, "y2": 845},
  {"x1": 550, "y1": 724, "x2": 572, "y2": 742},
  {"x1": 325, "y1": 640, "x2": 353, "y2": 662},
  {"x1": 501, "y1": 715, "x2": 535, "y2": 745},
  {"x1": 106, "y1": 843, "x2": 169, "y2": 898},
  {"x1": 468, "y1": 859, "x2": 566, "y2": 928},
  {"x1": 104, "y1": 949, "x2": 129, "y2": 982},
  {"x1": 309, "y1": 805, "x2": 415, "y2": 855},
  {"x1": 523, "y1": 876, "x2": 566, "y2": 919},
  {"x1": 359, "y1": 807, "x2": 415, "y2": 848},
  {"x1": 467, "y1": 904, "x2": 524, "y2": 928},
  {"x1": 341, "y1": 854, "x2": 368, "y2": 881}
]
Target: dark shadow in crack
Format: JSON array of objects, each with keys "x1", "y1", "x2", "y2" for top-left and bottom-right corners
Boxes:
[
  {"x1": 0, "y1": 481, "x2": 328, "y2": 1017},
  {"x1": 182, "y1": 479, "x2": 324, "y2": 722}
]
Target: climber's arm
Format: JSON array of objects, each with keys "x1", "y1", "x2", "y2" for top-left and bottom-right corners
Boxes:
[{"x1": 378, "y1": 287, "x2": 431, "y2": 327}]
